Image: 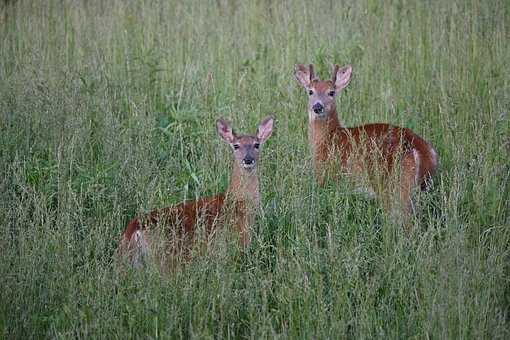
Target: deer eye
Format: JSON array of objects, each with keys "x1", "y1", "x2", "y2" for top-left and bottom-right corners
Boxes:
[
  {"x1": 233, "y1": 144, "x2": 240, "y2": 150},
  {"x1": 308, "y1": 90, "x2": 314, "y2": 96},
  {"x1": 254, "y1": 143, "x2": 260, "y2": 149},
  {"x1": 328, "y1": 90, "x2": 335, "y2": 96}
]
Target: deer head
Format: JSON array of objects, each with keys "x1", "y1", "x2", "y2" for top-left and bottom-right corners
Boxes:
[
  {"x1": 216, "y1": 116, "x2": 274, "y2": 172},
  {"x1": 294, "y1": 64, "x2": 352, "y2": 121}
]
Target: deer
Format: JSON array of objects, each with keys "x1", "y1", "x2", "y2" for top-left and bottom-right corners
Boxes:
[
  {"x1": 294, "y1": 64, "x2": 438, "y2": 225},
  {"x1": 117, "y1": 116, "x2": 274, "y2": 268}
]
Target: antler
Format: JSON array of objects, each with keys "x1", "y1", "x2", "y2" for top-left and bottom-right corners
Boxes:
[
  {"x1": 308, "y1": 64, "x2": 315, "y2": 81},
  {"x1": 331, "y1": 64, "x2": 339, "y2": 84}
]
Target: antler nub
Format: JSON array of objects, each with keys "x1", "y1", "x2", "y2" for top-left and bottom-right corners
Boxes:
[
  {"x1": 309, "y1": 64, "x2": 315, "y2": 82},
  {"x1": 331, "y1": 64, "x2": 340, "y2": 84}
]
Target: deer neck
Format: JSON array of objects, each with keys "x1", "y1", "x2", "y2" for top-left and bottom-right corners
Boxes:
[
  {"x1": 224, "y1": 162, "x2": 259, "y2": 248},
  {"x1": 226, "y1": 162, "x2": 260, "y2": 206},
  {"x1": 308, "y1": 108, "x2": 343, "y2": 161}
]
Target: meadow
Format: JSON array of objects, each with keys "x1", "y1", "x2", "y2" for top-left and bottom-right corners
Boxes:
[{"x1": 1, "y1": 0, "x2": 509, "y2": 338}]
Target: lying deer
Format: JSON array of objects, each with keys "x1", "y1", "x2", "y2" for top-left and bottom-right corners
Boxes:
[
  {"x1": 294, "y1": 64, "x2": 437, "y2": 223},
  {"x1": 117, "y1": 116, "x2": 274, "y2": 268}
]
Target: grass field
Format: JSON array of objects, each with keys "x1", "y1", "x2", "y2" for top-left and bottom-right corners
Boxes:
[{"x1": 1, "y1": 0, "x2": 509, "y2": 338}]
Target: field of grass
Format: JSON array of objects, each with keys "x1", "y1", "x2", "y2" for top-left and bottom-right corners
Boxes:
[{"x1": 1, "y1": 0, "x2": 509, "y2": 338}]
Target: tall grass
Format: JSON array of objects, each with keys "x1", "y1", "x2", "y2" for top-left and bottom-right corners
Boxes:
[{"x1": 1, "y1": 0, "x2": 509, "y2": 338}]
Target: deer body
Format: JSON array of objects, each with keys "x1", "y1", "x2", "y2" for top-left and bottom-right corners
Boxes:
[
  {"x1": 296, "y1": 64, "x2": 437, "y2": 220},
  {"x1": 309, "y1": 118, "x2": 437, "y2": 188},
  {"x1": 117, "y1": 117, "x2": 273, "y2": 268}
]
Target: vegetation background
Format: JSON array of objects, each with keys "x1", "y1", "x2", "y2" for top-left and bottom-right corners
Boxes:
[{"x1": 1, "y1": 0, "x2": 509, "y2": 338}]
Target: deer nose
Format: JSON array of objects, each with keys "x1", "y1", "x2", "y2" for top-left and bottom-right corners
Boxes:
[
  {"x1": 312, "y1": 102, "x2": 324, "y2": 114},
  {"x1": 243, "y1": 158, "x2": 254, "y2": 165}
]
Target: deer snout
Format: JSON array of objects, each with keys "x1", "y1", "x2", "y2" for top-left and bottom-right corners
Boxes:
[
  {"x1": 312, "y1": 102, "x2": 324, "y2": 114},
  {"x1": 243, "y1": 157, "x2": 254, "y2": 165},
  {"x1": 242, "y1": 157, "x2": 256, "y2": 169}
]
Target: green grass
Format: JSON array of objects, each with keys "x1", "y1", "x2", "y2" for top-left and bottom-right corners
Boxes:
[{"x1": 1, "y1": 0, "x2": 509, "y2": 338}]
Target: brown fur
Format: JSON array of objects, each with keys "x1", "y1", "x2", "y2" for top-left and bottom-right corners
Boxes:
[
  {"x1": 310, "y1": 119, "x2": 437, "y2": 187},
  {"x1": 117, "y1": 117, "x2": 273, "y2": 268},
  {"x1": 117, "y1": 194, "x2": 226, "y2": 264},
  {"x1": 295, "y1": 64, "x2": 438, "y2": 223}
]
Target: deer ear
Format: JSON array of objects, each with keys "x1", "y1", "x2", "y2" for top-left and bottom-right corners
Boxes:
[
  {"x1": 257, "y1": 116, "x2": 274, "y2": 143},
  {"x1": 294, "y1": 64, "x2": 315, "y2": 88},
  {"x1": 216, "y1": 118, "x2": 235, "y2": 144},
  {"x1": 332, "y1": 64, "x2": 352, "y2": 91}
]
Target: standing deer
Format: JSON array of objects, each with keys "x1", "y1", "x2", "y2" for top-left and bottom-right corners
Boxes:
[
  {"x1": 117, "y1": 116, "x2": 274, "y2": 268},
  {"x1": 294, "y1": 64, "x2": 437, "y2": 223}
]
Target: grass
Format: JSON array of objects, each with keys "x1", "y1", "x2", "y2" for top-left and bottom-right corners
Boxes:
[{"x1": 1, "y1": 0, "x2": 509, "y2": 338}]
